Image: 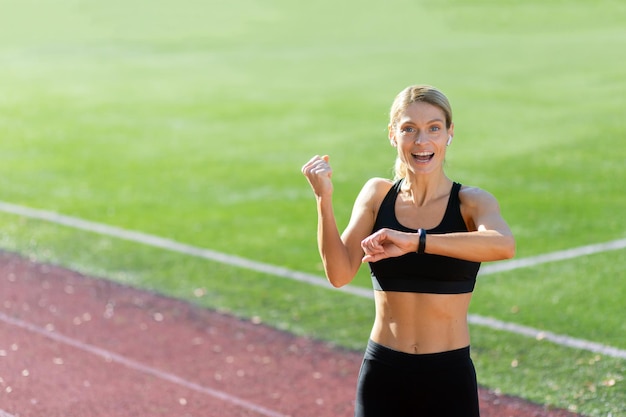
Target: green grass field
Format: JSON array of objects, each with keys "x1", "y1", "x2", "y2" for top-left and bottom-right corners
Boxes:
[{"x1": 1, "y1": 0, "x2": 625, "y2": 415}]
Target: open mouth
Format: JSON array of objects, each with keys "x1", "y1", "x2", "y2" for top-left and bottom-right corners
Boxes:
[{"x1": 412, "y1": 151, "x2": 435, "y2": 163}]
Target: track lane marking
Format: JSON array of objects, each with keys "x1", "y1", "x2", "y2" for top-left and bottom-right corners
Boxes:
[
  {"x1": 0, "y1": 201, "x2": 625, "y2": 359},
  {"x1": 0, "y1": 312, "x2": 290, "y2": 417},
  {"x1": 468, "y1": 314, "x2": 626, "y2": 359}
]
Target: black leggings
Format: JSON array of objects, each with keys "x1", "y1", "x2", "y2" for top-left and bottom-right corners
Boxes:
[{"x1": 355, "y1": 340, "x2": 480, "y2": 417}]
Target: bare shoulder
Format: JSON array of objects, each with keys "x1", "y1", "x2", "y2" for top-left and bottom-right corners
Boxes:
[
  {"x1": 363, "y1": 177, "x2": 394, "y2": 192},
  {"x1": 458, "y1": 184, "x2": 513, "y2": 237},
  {"x1": 355, "y1": 177, "x2": 394, "y2": 210},
  {"x1": 343, "y1": 178, "x2": 394, "y2": 237},
  {"x1": 458, "y1": 184, "x2": 501, "y2": 210}
]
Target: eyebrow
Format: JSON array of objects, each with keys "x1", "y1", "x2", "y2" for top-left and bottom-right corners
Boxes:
[{"x1": 398, "y1": 118, "x2": 445, "y2": 125}]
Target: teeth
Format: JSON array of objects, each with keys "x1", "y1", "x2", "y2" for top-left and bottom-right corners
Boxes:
[{"x1": 413, "y1": 152, "x2": 434, "y2": 156}]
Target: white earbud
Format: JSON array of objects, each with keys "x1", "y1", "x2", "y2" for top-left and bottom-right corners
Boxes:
[{"x1": 447, "y1": 135, "x2": 452, "y2": 146}]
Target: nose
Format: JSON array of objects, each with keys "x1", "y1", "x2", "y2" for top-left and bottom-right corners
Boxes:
[{"x1": 414, "y1": 133, "x2": 426, "y2": 144}]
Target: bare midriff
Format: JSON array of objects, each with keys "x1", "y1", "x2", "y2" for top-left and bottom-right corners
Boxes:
[{"x1": 370, "y1": 291, "x2": 473, "y2": 354}]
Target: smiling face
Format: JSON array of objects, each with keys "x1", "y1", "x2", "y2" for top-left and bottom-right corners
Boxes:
[{"x1": 389, "y1": 101, "x2": 454, "y2": 176}]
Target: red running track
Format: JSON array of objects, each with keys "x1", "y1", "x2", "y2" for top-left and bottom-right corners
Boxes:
[{"x1": 0, "y1": 252, "x2": 582, "y2": 417}]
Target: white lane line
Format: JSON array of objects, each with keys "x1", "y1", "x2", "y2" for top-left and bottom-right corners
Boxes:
[
  {"x1": 479, "y1": 238, "x2": 626, "y2": 275},
  {"x1": 468, "y1": 314, "x2": 626, "y2": 359},
  {"x1": 0, "y1": 312, "x2": 289, "y2": 417},
  {"x1": 0, "y1": 201, "x2": 371, "y2": 297},
  {"x1": 1, "y1": 201, "x2": 625, "y2": 359}
]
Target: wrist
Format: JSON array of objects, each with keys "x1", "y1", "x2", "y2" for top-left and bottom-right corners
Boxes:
[{"x1": 416, "y1": 229, "x2": 427, "y2": 254}]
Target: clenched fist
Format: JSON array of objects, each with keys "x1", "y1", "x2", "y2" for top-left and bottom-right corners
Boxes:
[{"x1": 301, "y1": 155, "x2": 333, "y2": 198}]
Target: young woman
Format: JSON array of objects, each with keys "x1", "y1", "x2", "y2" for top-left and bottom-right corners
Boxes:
[{"x1": 301, "y1": 85, "x2": 515, "y2": 416}]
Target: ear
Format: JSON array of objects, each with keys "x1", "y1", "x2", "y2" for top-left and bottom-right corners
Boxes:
[
  {"x1": 447, "y1": 123, "x2": 455, "y2": 146},
  {"x1": 388, "y1": 124, "x2": 397, "y2": 147}
]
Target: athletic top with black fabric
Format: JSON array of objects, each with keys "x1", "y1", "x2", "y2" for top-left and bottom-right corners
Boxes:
[{"x1": 368, "y1": 179, "x2": 481, "y2": 294}]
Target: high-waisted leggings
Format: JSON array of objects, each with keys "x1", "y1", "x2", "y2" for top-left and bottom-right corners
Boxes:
[{"x1": 354, "y1": 340, "x2": 480, "y2": 417}]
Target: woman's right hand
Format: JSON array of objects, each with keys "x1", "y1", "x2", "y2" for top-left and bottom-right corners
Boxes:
[
  {"x1": 361, "y1": 228, "x2": 417, "y2": 263},
  {"x1": 301, "y1": 155, "x2": 333, "y2": 198}
]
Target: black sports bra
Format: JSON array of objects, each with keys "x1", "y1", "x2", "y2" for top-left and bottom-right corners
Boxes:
[{"x1": 368, "y1": 179, "x2": 481, "y2": 294}]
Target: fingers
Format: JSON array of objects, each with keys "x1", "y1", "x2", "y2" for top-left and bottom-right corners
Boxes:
[
  {"x1": 302, "y1": 155, "x2": 333, "y2": 197},
  {"x1": 362, "y1": 253, "x2": 384, "y2": 263},
  {"x1": 361, "y1": 236, "x2": 385, "y2": 262},
  {"x1": 301, "y1": 155, "x2": 331, "y2": 177},
  {"x1": 360, "y1": 229, "x2": 411, "y2": 263},
  {"x1": 361, "y1": 230, "x2": 385, "y2": 255}
]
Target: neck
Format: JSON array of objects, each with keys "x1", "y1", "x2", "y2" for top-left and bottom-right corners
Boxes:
[{"x1": 401, "y1": 173, "x2": 452, "y2": 207}]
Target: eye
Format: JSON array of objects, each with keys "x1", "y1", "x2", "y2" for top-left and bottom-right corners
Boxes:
[
  {"x1": 401, "y1": 126, "x2": 416, "y2": 134},
  {"x1": 429, "y1": 125, "x2": 441, "y2": 132}
]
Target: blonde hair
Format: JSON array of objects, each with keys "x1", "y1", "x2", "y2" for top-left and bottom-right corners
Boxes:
[{"x1": 390, "y1": 85, "x2": 453, "y2": 180}]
